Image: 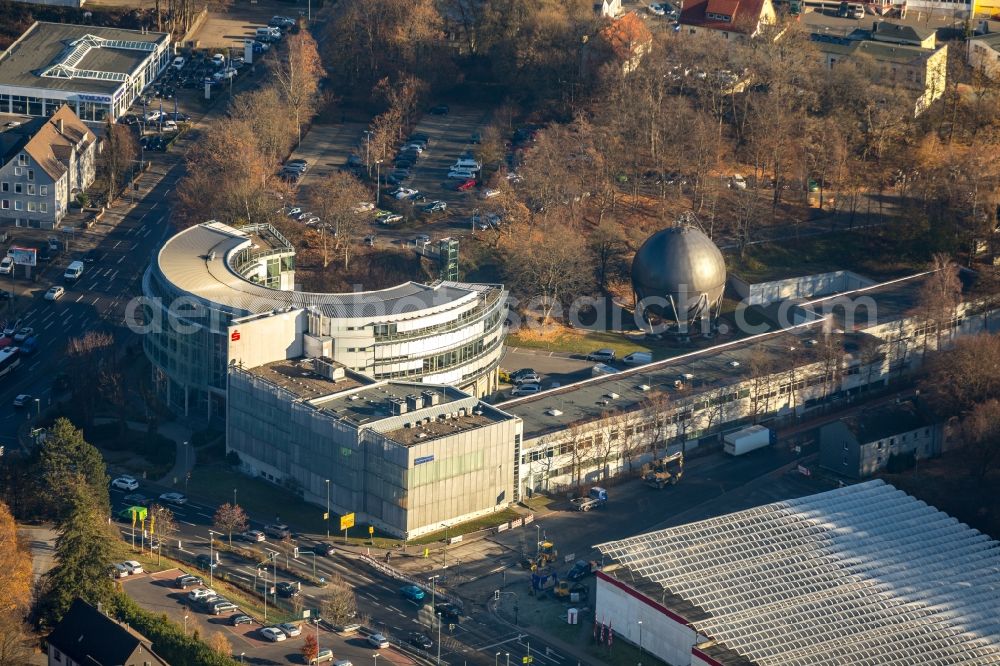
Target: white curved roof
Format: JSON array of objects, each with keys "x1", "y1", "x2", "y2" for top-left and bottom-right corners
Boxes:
[
  {"x1": 596, "y1": 480, "x2": 1000, "y2": 665},
  {"x1": 154, "y1": 222, "x2": 480, "y2": 320}
]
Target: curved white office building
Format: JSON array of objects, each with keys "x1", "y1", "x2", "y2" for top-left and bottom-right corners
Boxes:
[{"x1": 141, "y1": 221, "x2": 507, "y2": 420}]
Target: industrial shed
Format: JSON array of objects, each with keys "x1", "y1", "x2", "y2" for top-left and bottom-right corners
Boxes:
[{"x1": 594, "y1": 480, "x2": 1000, "y2": 666}]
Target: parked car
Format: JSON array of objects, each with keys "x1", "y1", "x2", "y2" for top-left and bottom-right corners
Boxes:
[
  {"x1": 121, "y1": 560, "x2": 144, "y2": 575},
  {"x1": 240, "y1": 529, "x2": 266, "y2": 543},
  {"x1": 729, "y1": 174, "x2": 747, "y2": 190},
  {"x1": 435, "y1": 602, "x2": 461, "y2": 622},
  {"x1": 110, "y1": 563, "x2": 130, "y2": 579},
  {"x1": 123, "y1": 493, "x2": 152, "y2": 507},
  {"x1": 260, "y1": 627, "x2": 286, "y2": 642},
  {"x1": 400, "y1": 585, "x2": 426, "y2": 602},
  {"x1": 174, "y1": 574, "x2": 203, "y2": 589},
  {"x1": 509, "y1": 368, "x2": 537, "y2": 383},
  {"x1": 353, "y1": 202, "x2": 375, "y2": 213},
  {"x1": 429, "y1": 105, "x2": 450, "y2": 115},
  {"x1": 0, "y1": 257, "x2": 12, "y2": 274},
  {"x1": 311, "y1": 648, "x2": 335, "y2": 664},
  {"x1": 211, "y1": 600, "x2": 238, "y2": 615},
  {"x1": 278, "y1": 622, "x2": 301, "y2": 637},
  {"x1": 3, "y1": 319, "x2": 20, "y2": 336},
  {"x1": 456, "y1": 179, "x2": 476, "y2": 192},
  {"x1": 586, "y1": 349, "x2": 616, "y2": 362},
  {"x1": 511, "y1": 383, "x2": 541, "y2": 397},
  {"x1": 367, "y1": 633, "x2": 390, "y2": 649},
  {"x1": 12, "y1": 394, "x2": 30, "y2": 408},
  {"x1": 408, "y1": 632, "x2": 433, "y2": 650},
  {"x1": 422, "y1": 200, "x2": 447, "y2": 214},
  {"x1": 622, "y1": 351, "x2": 653, "y2": 366},
  {"x1": 111, "y1": 475, "x2": 139, "y2": 491},
  {"x1": 161, "y1": 120, "x2": 178, "y2": 132},
  {"x1": 188, "y1": 588, "x2": 217, "y2": 602},
  {"x1": 392, "y1": 187, "x2": 418, "y2": 200},
  {"x1": 376, "y1": 212, "x2": 403, "y2": 225},
  {"x1": 45, "y1": 286, "x2": 65, "y2": 301},
  {"x1": 448, "y1": 169, "x2": 476, "y2": 180},
  {"x1": 159, "y1": 492, "x2": 188, "y2": 505},
  {"x1": 230, "y1": 614, "x2": 253, "y2": 626},
  {"x1": 513, "y1": 371, "x2": 541, "y2": 385},
  {"x1": 210, "y1": 53, "x2": 226, "y2": 67}
]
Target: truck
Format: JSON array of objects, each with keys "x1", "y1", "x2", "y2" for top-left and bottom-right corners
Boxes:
[
  {"x1": 723, "y1": 425, "x2": 773, "y2": 456},
  {"x1": 570, "y1": 487, "x2": 608, "y2": 512},
  {"x1": 643, "y1": 452, "x2": 684, "y2": 489}
]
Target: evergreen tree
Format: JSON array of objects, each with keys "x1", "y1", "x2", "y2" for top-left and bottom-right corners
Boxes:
[
  {"x1": 39, "y1": 418, "x2": 110, "y2": 519},
  {"x1": 37, "y1": 480, "x2": 122, "y2": 626}
]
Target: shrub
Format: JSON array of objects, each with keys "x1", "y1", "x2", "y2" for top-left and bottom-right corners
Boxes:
[{"x1": 111, "y1": 594, "x2": 238, "y2": 665}]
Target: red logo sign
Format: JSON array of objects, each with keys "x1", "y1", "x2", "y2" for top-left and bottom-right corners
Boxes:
[{"x1": 231, "y1": 330, "x2": 241, "y2": 342}]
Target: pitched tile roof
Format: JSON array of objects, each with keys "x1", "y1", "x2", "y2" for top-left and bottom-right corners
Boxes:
[
  {"x1": 47, "y1": 598, "x2": 168, "y2": 666},
  {"x1": 597, "y1": 12, "x2": 653, "y2": 60},
  {"x1": 21, "y1": 104, "x2": 95, "y2": 181},
  {"x1": 680, "y1": 0, "x2": 768, "y2": 33}
]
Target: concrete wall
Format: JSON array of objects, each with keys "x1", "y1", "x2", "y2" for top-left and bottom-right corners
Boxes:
[
  {"x1": 227, "y1": 310, "x2": 306, "y2": 369},
  {"x1": 969, "y1": 39, "x2": 1000, "y2": 81},
  {"x1": 730, "y1": 270, "x2": 874, "y2": 307},
  {"x1": 596, "y1": 573, "x2": 699, "y2": 666},
  {"x1": 818, "y1": 420, "x2": 863, "y2": 479}
]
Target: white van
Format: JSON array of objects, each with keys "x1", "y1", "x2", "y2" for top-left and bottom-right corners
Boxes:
[
  {"x1": 453, "y1": 158, "x2": 481, "y2": 171},
  {"x1": 63, "y1": 260, "x2": 84, "y2": 281}
]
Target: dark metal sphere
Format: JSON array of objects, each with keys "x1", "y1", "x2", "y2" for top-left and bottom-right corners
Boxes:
[{"x1": 631, "y1": 226, "x2": 726, "y2": 323}]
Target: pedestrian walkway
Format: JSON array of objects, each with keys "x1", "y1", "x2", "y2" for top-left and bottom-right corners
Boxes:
[{"x1": 92, "y1": 417, "x2": 195, "y2": 485}]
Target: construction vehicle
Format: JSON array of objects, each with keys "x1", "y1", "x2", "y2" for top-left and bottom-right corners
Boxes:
[
  {"x1": 530, "y1": 566, "x2": 559, "y2": 595},
  {"x1": 570, "y1": 487, "x2": 608, "y2": 512},
  {"x1": 566, "y1": 560, "x2": 601, "y2": 582},
  {"x1": 552, "y1": 580, "x2": 589, "y2": 602},
  {"x1": 521, "y1": 541, "x2": 559, "y2": 570},
  {"x1": 643, "y1": 452, "x2": 684, "y2": 489}
]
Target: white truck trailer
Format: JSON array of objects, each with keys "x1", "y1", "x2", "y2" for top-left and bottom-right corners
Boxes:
[{"x1": 724, "y1": 425, "x2": 773, "y2": 456}]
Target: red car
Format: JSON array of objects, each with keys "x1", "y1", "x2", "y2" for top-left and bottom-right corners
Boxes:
[{"x1": 456, "y1": 178, "x2": 476, "y2": 191}]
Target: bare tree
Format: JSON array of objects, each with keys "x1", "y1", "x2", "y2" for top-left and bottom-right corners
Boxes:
[
  {"x1": 306, "y1": 172, "x2": 372, "y2": 269},
  {"x1": 320, "y1": 574, "x2": 358, "y2": 626},
  {"x1": 98, "y1": 119, "x2": 138, "y2": 205},
  {"x1": 611, "y1": 408, "x2": 647, "y2": 475},
  {"x1": 0, "y1": 611, "x2": 32, "y2": 666},
  {"x1": 213, "y1": 503, "x2": 248, "y2": 546},
  {"x1": 271, "y1": 31, "x2": 325, "y2": 146},
  {"x1": 65, "y1": 332, "x2": 117, "y2": 426},
  {"x1": 747, "y1": 349, "x2": 776, "y2": 424},
  {"x1": 149, "y1": 504, "x2": 176, "y2": 565},
  {"x1": 208, "y1": 631, "x2": 231, "y2": 657},
  {"x1": 959, "y1": 399, "x2": 1000, "y2": 482},
  {"x1": 918, "y1": 254, "x2": 962, "y2": 359}
]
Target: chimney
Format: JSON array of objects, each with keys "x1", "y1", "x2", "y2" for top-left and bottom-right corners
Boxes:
[
  {"x1": 56, "y1": 118, "x2": 64, "y2": 134},
  {"x1": 406, "y1": 394, "x2": 421, "y2": 412}
]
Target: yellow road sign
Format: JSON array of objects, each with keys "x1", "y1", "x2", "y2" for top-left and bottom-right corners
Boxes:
[
  {"x1": 340, "y1": 513, "x2": 355, "y2": 531},
  {"x1": 368, "y1": 525, "x2": 374, "y2": 535}
]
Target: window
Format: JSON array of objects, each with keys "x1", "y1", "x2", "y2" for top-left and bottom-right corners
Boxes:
[
  {"x1": 26, "y1": 184, "x2": 34, "y2": 195},
  {"x1": 14, "y1": 201, "x2": 21, "y2": 210},
  {"x1": 13, "y1": 167, "x2": 21, "y2": 176},
  {"x1": 26, "y1": 201, "x2": 35, "y2": 212},
  {"x1": 0, "y1": 200, "x2": 7, "y2": 209},
  {"x1": 13, "y1": 184, "x2": 21, "y2": 194},
  {"x1": 17, "y1": 154, "x2": 26, "y2": 166},
  {"x1": 40, "y1": 185, "x2": 47, "y2": 196},
  {"x1": 0, "y1": 183, "x2": 6, "y2": 192},
  {"x1": 39, "y1": 202, "x2": 47, "y2": 213},
  {"x1": 27, "y1": 169, "x2": 33, "y2": 181}
]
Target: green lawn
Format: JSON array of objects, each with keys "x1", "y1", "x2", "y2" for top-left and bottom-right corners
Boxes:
[
  {"x1": 408, "y1": 508, "x2": 523, "y2": 545},
  {"x1": 506, "y1": 329, "x2": 654, "y2": 359},
  {"x1": 537, "y1": 608, "x2": 664, "y2": 666},
  {"x1": 728, "y1": 231, "x2": 926, "y2": 283}
]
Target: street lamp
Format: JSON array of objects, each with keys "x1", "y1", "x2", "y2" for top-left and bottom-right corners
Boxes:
[
  {"x1": 239, "y1": 653, "x2": 245, "y2": 664},
  {"x1": 428, "y1": 574, "x2": 440, "y2": 610},
  {"x1": 208, "y1": 530, "x2": 218, "y2": 587},
  {"x1": 638, "y1": 620, "x2": 643, "y2": 666},
  {"x1": 183, "y1": 441, "x2": 189, "y2": 494},
  {"x1": 183, "y1": 614, "x2": 189, "y2": 636},
  {"x1": 536, "y1": 525, "x2": 541, "y2": 556},
  {"x1": 373, "y1": 654, "x2": 381, "y2": 666},
  {"x1": 375, "y1": 160, "x2": 383, "y2": 206},
  {"x1": 505, "y1": 652, "x2": 510, "y2": 666},
  {"x1": 325, "y1": 479, "x2": 330, "y2": 539},
  {"x1": 233, "y1": 488, "x2": 237, "y2": 506},
  {"x1": 495, "y1": 652, "x2": 501, "y2": 666},
  {"x1": 436, "y1": 612, "x2": 442, "y2": 665},
  {"x1": 442, "y1": 523, "x2": 449, "y2": 568}
]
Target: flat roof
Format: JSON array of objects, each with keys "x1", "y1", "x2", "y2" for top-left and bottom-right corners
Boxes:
[
  {"x1": 246, "y1": 357, "x2": 369, "y2": 402},
  {"x1": 0, "y1": 22, "x2": 167, "y2": 95},
  {"x1": 596, "y1": 481, "x2": 1000, "y2": 665},
  {"x1": 153, "y1": 221, "x2": 492, "y2": 320},
  {"x1": 314, "y1": 382, "x2": 471, "y2": 426},
  {"x1": 502, "y1": 273, "x2": 946, "y2": 440}
]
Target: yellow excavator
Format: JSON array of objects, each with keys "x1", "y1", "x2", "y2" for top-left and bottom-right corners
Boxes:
[{"x1": 642, "y1": 452, "x2": 684, "y2": 489}]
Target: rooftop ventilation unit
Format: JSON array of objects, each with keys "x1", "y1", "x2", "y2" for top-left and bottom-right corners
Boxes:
[
  {"x1": 606, "y1": 392, "x2": 620, "y2": 400},
  {"x1": 638, "y1": 384, "x2": 651, "y2": 391},
  {"x1": 389, "y1": 398, "x2": 407, "y2": 415},
  {"x1": 546, "y1": 408, "x2": 563, "y2": 416},
  {"x1": 313, "y1": 357, "x2": 345, "y2": 381},
  {"x1": 417, "y1": 432, "x2": 428, "y2": 439},
  {"x1": 806, "y1": 338, "x2": 818, "y2": 346},
  {"x1": 406, "y1": 394, "x2": 421, "y2": 412},
  {"x1": 728, "y1": 361, "x2": 740, "y2": 368},
  {"x1": 681, "y1": 373, "x2": 695, "y2": 380},
  {"x1": 421, "y1": 390, "x2": 440, "y2": 408},
  {"x1": 458, "y1": 407, "x2": 467, "y2": 417}
]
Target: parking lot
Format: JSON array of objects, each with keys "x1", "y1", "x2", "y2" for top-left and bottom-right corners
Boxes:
[
  {"x1": 190, "y1": 0, "x2": 304, "y2": 50},
  {"x1": 122, "y1": 568, "x2": 418, "y2": 665}
]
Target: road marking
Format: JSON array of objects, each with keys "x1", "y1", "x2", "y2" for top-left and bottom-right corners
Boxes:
[
  {"x1": 197, "y1": 512, "x2": 213, "y2": 519},
  {"x1": 181, "y1": 520, "x2": 197, "y2": 526},
  {"x1": 114, "y1": 241, "x2": 122, "y2": 249},
  {"x1": 109, "y1": 270, "x2": 119, "y2": 281},
  {"x1": 75, "y1": 294, "x2": 84, "y2": 302},
  {"x1": 388, "y1": 605, "x2": 404, "y2": 615},
  {"x1": 365, "y1": 593, "x2": 378, "y2": 601},
  {"x1": 28, "y1": 361, "x2": 39, "y2": 371},
  {"x1": 117, "y1": 255, "x2": 127, "y2": 264},
  {"x1": 43, "y1": 321, "x2": 54, "y2": 330},
  {"x1": 92, "y1": 297, "x2": 100, "y2": 306}
]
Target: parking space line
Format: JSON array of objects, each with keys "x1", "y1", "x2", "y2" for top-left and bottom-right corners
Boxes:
[{"x1": 75, "y1": 294, "x2": 84, "y2": 302}]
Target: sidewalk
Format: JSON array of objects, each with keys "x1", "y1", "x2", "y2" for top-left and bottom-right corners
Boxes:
[{"x1": 92, "y1": 417, "x2": 195, "y2": 484}]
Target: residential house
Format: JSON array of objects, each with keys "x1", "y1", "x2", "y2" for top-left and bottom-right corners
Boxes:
[
  {"x1": 0, "y1": 104, "x2": 96, "y2": 229},
  {"x1": 594, "y1": 0, "x2": 623, "y2": 18},
  {"x1": 818, "y1": 398, "x2": 945, "y2": 479},
  {"x1": 678, "y1": 0, "x2": 777, "y2": 40},
  {"x1": 811, "y1": 25, "x2": 948, "y2": 116},
  {"x1": 47, "y1": 598, "x2": 169, "y2": 666},
  {"x1": 590, "y1": 12, "x2": 654, "y2": 75},
  {"x1": 968, "y1": 29, "x2": 1000, "y2": 80}
]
